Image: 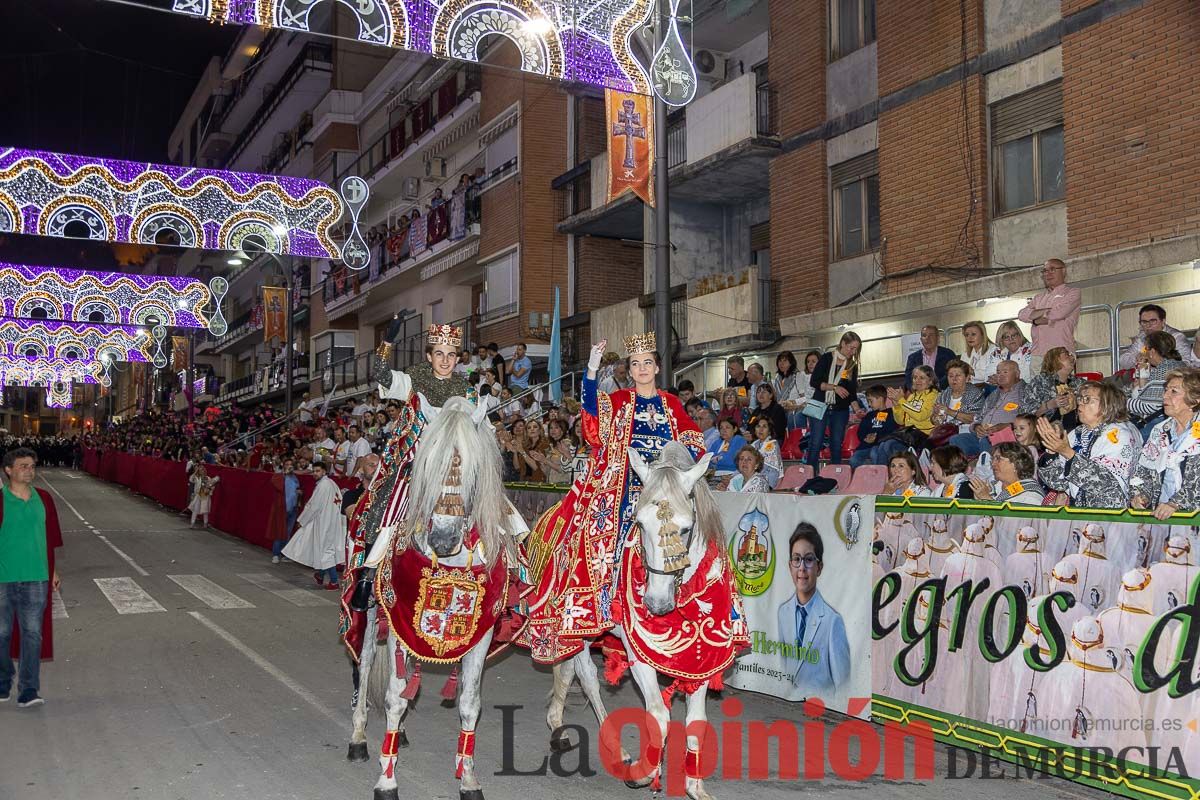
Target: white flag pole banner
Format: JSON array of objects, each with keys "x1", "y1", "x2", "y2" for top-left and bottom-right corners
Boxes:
[{"x1": 716, "y1": 492, "x2": 874, "y2": 718}]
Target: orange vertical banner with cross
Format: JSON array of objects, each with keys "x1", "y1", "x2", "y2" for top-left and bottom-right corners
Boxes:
[
  {"x1": 605, "y1": 88, "x2": 655, "y2": 207},
  {"x1": 262, "y1": 286, "x2": 288, "y2": 345}
]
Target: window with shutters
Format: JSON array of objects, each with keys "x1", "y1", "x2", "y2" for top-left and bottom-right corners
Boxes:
[
  {"x1": 991, "y1": 80, "x2": 1064, "y2": 215},
  {"x1": 750, "y1": 221, "x2": 771, "y2": 271},
  {"x1": 481, "y1": 248, "x2": 520, "y2": 321},
  {"x1": 831, "y1": 151, "x2": 880, "y2": 261},
  {"x1": 830, "y1": 0, "x2": 876, "y2": 61}
]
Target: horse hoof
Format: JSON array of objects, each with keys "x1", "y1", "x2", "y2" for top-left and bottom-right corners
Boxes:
[
  {"x1": 550, "y1": 735, "x2": 576, "y2": 753},
  {"x1": 460, "y1": 790, "x2": 484, "y2": 800},
  {"x1": 441, "y1": 698, "x2": 457, "y2": 709},
  {"x1": 347, "y1": 742, "x2": 370, "y2": 762},
  {"x1": 373, "y1": 789, "x2": 399, "y2": 800},
  {"x1": 399, "y1": 731, "x2": 410, "y2": 749}
]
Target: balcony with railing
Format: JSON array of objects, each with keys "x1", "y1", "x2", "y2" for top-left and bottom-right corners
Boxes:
[
  {"x1": 555, "y1": 73, "x2": 780, "y2": 238},
  {"x1": 218, "y1": 361, "x2": 310, "y2": 405}
]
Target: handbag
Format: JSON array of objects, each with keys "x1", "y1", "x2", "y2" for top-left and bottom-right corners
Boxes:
[
  {"x1": 802, "y1": 398, "x2": 828, "y2": 420},
  {"x1": 927, "y1": 423, "x2": 958, "y2": 448}
]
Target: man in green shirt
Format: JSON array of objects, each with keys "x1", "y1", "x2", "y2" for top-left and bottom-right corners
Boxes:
[{"x1": 1, "y1": 447, "x2": 63, "y2": 708}]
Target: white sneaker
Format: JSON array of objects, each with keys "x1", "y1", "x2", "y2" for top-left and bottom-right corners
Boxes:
[{"x1": 272, "y1": 556, "x2": 281, "y2": 564}]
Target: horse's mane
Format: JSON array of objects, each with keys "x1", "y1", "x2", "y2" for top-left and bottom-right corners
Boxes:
[
  {"x1": 635, "y1": 442, "x2": 726, "y2": 553},
  {"x1": 405, "y1": 396, "x2": 509, "y2": 567}
]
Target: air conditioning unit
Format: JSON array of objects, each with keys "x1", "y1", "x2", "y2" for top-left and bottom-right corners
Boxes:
[
  {"x1": 425, "y1": 156, "x2": 447, "y2": 179},
  {"x1": 695, "y1": 50, "x2": 729, "y2": 83},
  {"x1": 401, "y1": 177, "x2": 421, "y2": 201}
]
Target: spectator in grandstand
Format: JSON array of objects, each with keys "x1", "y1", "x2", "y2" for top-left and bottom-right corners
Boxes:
[
  {"x1": 543, "y1": 420, "x2": 577, "y2": 486},
  {"x1": 310, "y1": 425, "x2": 335, "y2": 466},
  {"x1": 949, "y1": 360, "x2": 1027, "y2": 457},
  {"x1": 805, "y1": 331, "x2": 862, "y2": 467},
  {"x1": 297, "y1": 391, "x2": 316, "y2": 423},
  {"x1": 345, "y1": 425, "x2": 373, "y2": 479},
  {"x1": 676, "y1": 379, "x2": 695, "y2": 405},
  {"x1": 1127, "y1": 331, "x2": 1186, "y2": 438},
  {"x1": 849, "y1": 385, "x2": 898, "y2": 468},
  {"x1": 1017, "y1": 258, "x2": 1081, "y2": 372},
  {"x1": 711, "y1": 417, "x2": 748, "y2": 478},
  {"x1": 697, "y1": 408, "x2": 721, "y2": 452},
  {"x1": 928, "y1": 445, "x2": 973, "y2": 499},
  {"x1": 875, "y1": 365, "x2": 939, "y2": 463},
  {"x1": 509, "y1": 342, "x2": 532, "y2": 391},
  {"x1": 599, "y1": 358, "x2": 632, "y2": 394},
  {"x1": 882, "y1": 451, "x2": 928, "y2": 497},
  {"x1": 726, "y1": 445, "x2": 771, "y2": 493},
  {"x1": 933, "y1": 359, "x2": 985, "y2": 438},
  {"x1": 1130, "y1": 369, "x2": 1200, "y2": 519},
  {"x1": 717, "y1": 388, "x2": 744, "y2": 431},
  {"x1": 960, "y1": 320, "x2": 1003, "y2": 388},
  {"x1": 1012, "y1": 412, "x2": 1047, "y2": 468},
  {"x1": 746, "y1": 363, "x2": 768, "y2": 410},
  {"x1": 904, "y1": 325, "x2": 955, "y2": 390},
  {"x1": 1038, "y1": 381, "x2": 1141, "y2": 509},
  {"x1": 750, "y1": 417, "x2": 783, "y2": 489},
  {"x1": 995, "y1": 320, "x2": 1035, "y2": 382},
  {"x1": 772, "y1": 350, "x2": 809, "y2": 431},
  {"x1": 969, "y1": 441, "x2": 1045, "y2": 505},
  {"x1": 516, "y1": 419, "x2": 550, "y2": 483},
  {"x1": 1119, "y1": 304, "x2": 1195, "y2": 371},
  {"x1": 1019, "y1": 346, "x2": 1081, "y2": 426},
  {"x1": 331, "y1": 426, "x2": 351, "y2": 477},
  {"x1": 710, "y1": 356, "x2": 752, "y2": 407},
  {"x1": 487, "y1": 342, "x2": 506, "y2": 386},
  {"x1": 748, "y1": 383, "x2": 787, "y2": 442},
  {"x1": 684, "y1": 396, "x2": 705, "y2": 421}
]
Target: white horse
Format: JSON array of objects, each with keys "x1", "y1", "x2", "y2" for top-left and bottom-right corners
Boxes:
[
  {"x1": 349, "y1": 396, "x2": 515, "y2": 800},
  {"x1": 546, "y1": 443, "x2": 738, "y2": 800}
]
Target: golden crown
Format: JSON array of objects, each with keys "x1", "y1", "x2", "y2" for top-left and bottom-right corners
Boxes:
[
  {"x1": 623, "y1": 331, "x2": 656, "y2": 356},
  {"x1": 427, "y1": 323, "x2": 463, "y2": 348}
]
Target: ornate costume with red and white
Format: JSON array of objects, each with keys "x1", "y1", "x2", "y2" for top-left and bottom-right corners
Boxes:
[{"x1": 518, "y1": 375, "x2": 704, "y2": 664}]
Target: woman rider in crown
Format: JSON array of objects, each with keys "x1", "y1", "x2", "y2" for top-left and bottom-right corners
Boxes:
[{"x1": 518, "y1": 332, "x2": 706, "y2": 664}]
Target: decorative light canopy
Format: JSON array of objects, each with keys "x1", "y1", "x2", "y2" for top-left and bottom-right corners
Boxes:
[
  {"x1": 0, "y1": 317, "x2": 152, "y2": 363},
  {"x1": 45, "y1": 382, "x2": 73, "y2": 409},
  {"x1": 0, "y1": 146, "x2": 344, "y2": 259},
  {"x1": 0, "y1": 355, "x2": 108, "y2": 387},
  {"x1": 169, "y1": 0, "x2": 655, "y2": 95},
  {"x1": 0, "y1": 262, "x2": 214, "y2": 330}
]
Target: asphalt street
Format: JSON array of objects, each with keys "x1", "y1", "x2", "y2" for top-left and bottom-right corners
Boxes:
[{"x1": 0, "y1": 468, "x2": 1106, "y2": 800}]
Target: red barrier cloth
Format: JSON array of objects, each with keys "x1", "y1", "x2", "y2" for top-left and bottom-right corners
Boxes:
[{"x1": 81, "y1": 449, "x2": 357, "y2": 551}]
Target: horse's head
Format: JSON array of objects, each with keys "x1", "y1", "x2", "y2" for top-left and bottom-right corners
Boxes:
[
  {"x1": 628, "y1": 443, "x2": 715, "y2": 616},
  {"x1": 408, "y1": 396, "x2": 508, "y2": 565}
]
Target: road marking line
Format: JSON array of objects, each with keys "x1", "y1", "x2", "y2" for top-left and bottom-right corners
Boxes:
[
  {"x1": 187, "y1": 612, "x2": 346, "y2": 730},
  {"x1": 168, "y1": 575, "x2": 255, "y2": 610},
  {"x1": 52, "y1": 590, "x2": 69, "y2": 620},
  {"x1": 93, "y1": 577, "x2": 167, "y2": 615},
  {"x1": 94, "y1": 534, "x2": 150, "y2": 577},
  {"x1": 237, "y1": 572, "x2": 334, "y2": 607},
  {"x1": 42, "y1": 473, "x2": 151, "y2": 575}
]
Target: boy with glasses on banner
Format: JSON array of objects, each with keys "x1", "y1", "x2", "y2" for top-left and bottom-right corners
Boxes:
[{"x1": 776, "y1": 523, "x2": 850, "y2": 696}]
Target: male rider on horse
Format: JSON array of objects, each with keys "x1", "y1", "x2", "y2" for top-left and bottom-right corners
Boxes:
[
  {"x1": 339, "y1": 320, "x2": 478, "y2": 660},
  {"x1": 518, "y1": 331, "x2": 705, "y2": 664}
]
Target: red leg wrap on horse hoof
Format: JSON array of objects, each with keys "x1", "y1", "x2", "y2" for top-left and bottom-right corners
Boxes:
[
  {"x1": 382, "y1": 729, "x2": 401, "y2": 757},
  {"x1": 685, "y1": 748, "x2": 704, "y2": 780},
  {"x1": 455, "y1": 729, "x2": 476, "y2": 779}
]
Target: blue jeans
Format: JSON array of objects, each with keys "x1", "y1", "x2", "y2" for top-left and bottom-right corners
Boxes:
[
  {"x1": 851, "y1": 439, "x2": 906, "y2": 467},
  {"x1": 0, "y1": 581, "x2": 49, "y2": 695},
  {"x1": 786, "y1": 410, "x2": 807, "y2": 432},
  {"x1": 272, "y1": 507, "x2": 299, "y2": 557},
  {"x1": 950, "y1": 432, "x2": 991, "y2": 458},
  {"x1": 805, "y1": 408, "x2": 849, "y2": 466}
]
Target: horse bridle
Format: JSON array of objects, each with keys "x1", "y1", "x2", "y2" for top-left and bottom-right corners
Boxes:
[{"x1": 637, "y1": 496, "x2": 697, "y2": 590}]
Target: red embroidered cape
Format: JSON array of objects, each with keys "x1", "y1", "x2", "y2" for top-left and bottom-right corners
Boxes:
[
  {"x1": 376, "y1": 531, "x2": 509, "y2": 664},
  {"x1": 516, "y1": 387, "x2": 704, "y2": 664},
  {"x1": 4, "y1": 487, "x2": 63, "y2": 661},
  {"x1": 617, "y1": 538, "x2": 749, "y2": 684}
]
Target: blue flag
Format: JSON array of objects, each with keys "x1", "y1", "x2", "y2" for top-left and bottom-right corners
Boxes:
[{"x1": 549, "y1": 286, "x2": 562, "y2": 403}]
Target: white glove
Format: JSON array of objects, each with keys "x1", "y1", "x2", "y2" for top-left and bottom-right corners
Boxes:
[{"x1": 588, "y1": 340, "x2": 607, "y2": 373}]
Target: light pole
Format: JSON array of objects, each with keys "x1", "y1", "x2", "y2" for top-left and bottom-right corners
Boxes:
[{"x1": 652, "y1": 0, "x2": 673, "y2": 383}]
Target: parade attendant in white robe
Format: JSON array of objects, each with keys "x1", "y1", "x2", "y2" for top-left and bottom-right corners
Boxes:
[
  {"x1": 1058, "y1": 522, "x2": 1119, "y2": 614},
  {"x1": 283, "y1": 470, "x2": 345, "y2": 571},
  {"x1": 876, "y1": 512, "x2": 919, "y2": 573},
  {"x1": 900, "y1": 590, "x2": 969, "y2": 716},
  {"x1": 1134, "y1": 523, "x2": 1170, "y2": 569},
  {"x1": 1038, "y1": 617, "x2": 1147, "y2": 753},
  {"x1": 1003, "y1": 526, "x2": 1050, "y2": 599},
  {"x1": 1148, "y1": 535, "x2": 1196, "y2": 614},
  {"x1": 1096, "y1": 568, "x2": 1169, "y2": 723},
  {"x1": 187, "y1": 467, "x2": 219, "y2": 527},
  {"x1": 939, "y1": 523, "x2": 1003, "y2": 720},
  {"x1": 1048, "y1": 559, "x2": 1091, "y2": 635},
  {"x1": 882, "y1": 537, "x2": 933, "y2": 633},
  {"x1": 988, "y1": 597, "x2": 1052, "y2": 736},
  {"x1": 924, "y1": 516, "x2": 960, "y2": 579}
]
